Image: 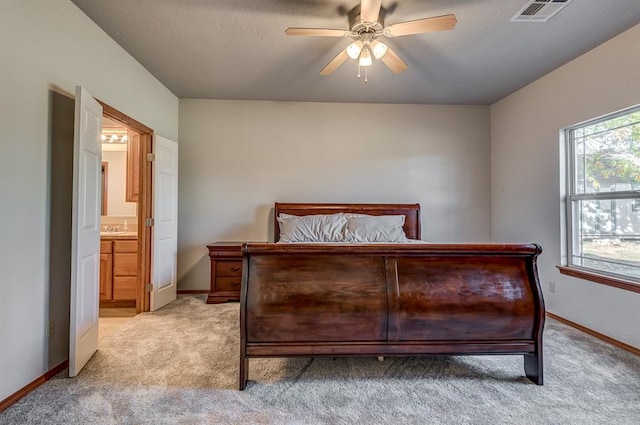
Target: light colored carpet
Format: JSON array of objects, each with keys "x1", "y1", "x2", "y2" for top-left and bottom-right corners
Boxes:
[
  {"x1": 99, "y1": 315, "x2": 136, "y2": 338},
  {"x1": 2, "y1": 295, "x2": 639, "y2": 424}
]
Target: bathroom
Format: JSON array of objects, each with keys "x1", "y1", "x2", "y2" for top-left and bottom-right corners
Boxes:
[{"x1": 99, "y1": 117, "x2": 140, "y2": 325}]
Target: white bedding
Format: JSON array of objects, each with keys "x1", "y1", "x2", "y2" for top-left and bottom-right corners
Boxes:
[{"x1": 276, "y1": 212, "x2": 418, "y2": 244}]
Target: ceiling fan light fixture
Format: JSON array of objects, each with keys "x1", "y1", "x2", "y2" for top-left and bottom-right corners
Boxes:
[
  {"x1": 346, "y1": 41, "x2": 363, "y2": 59},
  {"x1": 286, "y1": 1, "x2": 457, "y2": 78},
  {"x1": 371, "y1": 40, "x2": 388, "y2": 59},
  {"x1": 359, "y1": 46, "x2": 372, "y2": 67}
]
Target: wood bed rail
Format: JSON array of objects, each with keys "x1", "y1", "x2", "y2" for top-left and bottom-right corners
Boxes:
[
  {"x1": 239, "y1": 242, "x2": 545, "y2": 390},
  {"x1": 243, "y1": 243, "x2": 542, "y2": 256}
]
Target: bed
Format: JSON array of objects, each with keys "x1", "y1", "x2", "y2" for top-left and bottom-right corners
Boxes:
[{"x1": 239, "y1": 203, "x2": 545, "y2": 390}]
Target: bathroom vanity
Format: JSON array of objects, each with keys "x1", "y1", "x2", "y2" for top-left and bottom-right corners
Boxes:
[{"x1": 100, "y1": 233, "x2": 138, "y2": 307}]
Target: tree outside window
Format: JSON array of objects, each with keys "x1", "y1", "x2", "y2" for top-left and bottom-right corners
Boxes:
[{"x1": 567, "y1": 108, "x2": 640, "y2": 282}]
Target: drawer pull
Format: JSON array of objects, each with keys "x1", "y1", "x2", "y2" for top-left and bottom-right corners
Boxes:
[
  {"x1": 230, "y1": 266, "x2": 240, "y2": 272},
  {"x1": 231, "y1": 281, "x2": 240, "y2": 288}
]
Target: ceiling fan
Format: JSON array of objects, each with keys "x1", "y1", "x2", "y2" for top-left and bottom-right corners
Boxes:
[{"x1": 285, "y1": 0, "x2": 457, "y2": 81}]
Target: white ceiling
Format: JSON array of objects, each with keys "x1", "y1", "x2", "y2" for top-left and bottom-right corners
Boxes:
[{"x1": 71, "y1": 0, "x2": 640, "y2": 105}]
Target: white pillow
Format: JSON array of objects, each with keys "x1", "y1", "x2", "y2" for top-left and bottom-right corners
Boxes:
[
  {"x1": 345, "y1": 215, "x2": 409, "y2": 243},
  {"x1": 277, "y1": 213, "x2": 347, "y2": 242}
]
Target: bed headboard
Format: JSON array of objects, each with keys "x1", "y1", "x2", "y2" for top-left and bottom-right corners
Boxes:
[{"x1": 273, "y1": 203, "x2": 421, "y2": 242}]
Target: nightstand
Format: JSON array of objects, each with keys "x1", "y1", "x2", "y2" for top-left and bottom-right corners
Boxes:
[{"x1": 206, "y1": 242, "x2": 243, "y2": 304}]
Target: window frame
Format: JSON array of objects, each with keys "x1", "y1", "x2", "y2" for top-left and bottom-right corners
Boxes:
[{"x1": 563, "y1": 105, "x2": 640, "y2": 292}]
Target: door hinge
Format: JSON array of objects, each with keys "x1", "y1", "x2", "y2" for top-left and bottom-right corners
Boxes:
[
  {"x1": 145, "y1": 217, "x2": 154, "y2": 227},
  {"x1": 147, "y1": 153, "x2": 155, "y2": 162},
  {"x1": 145, "y1": 283, "x2": 153, "y2": 292}
]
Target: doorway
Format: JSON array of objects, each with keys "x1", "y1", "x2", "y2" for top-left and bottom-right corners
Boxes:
[
  {"x1": 65, "y1": 86, "x2": 178, "y2": 377},
  {"x1": 98, "y1": 115, "x2": 141, "y2": 336},
  {"x1": 68, "y1": 87, "x2": 178, "y2": 376},
  {"x1": 97, "y1": 100, "x2": 154, "y2": 315}
]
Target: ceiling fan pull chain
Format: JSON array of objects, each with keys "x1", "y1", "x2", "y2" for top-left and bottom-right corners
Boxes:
[
  {"x1": 365, "y1": 67, "x2": 368, "y2": 83},
  {"x1": 357, "y1": 65, "x2": 361, "y2": 79}
]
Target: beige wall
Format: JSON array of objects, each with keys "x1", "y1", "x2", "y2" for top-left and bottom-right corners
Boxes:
[
  {"x1": 491, "y1": 24, "x2": 640, "y2": 348},
  {"x1": 0, "y1": 1, "x2": 178, "y2": 400},
  {"x1": 178, "y1": 99, "x2": 491, "y2": 289}
]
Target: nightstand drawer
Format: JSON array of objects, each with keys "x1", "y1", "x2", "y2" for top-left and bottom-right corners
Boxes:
[
  {"x1": 217, "y1": 261, "x2": 242, "y2": 276},
  {"x1": 206, "y1": 242, "x2": 245, "y2": 304},
  {"x1": 216, "y1": 277, "x2": 241, "y2": 291}
]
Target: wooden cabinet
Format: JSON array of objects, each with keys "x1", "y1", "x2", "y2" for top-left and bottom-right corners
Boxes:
[
  {"x1": 113, "y1": 240, "x2": 138, "y2": 300},
  {"x1": 206, "y1": 242, "x2": 243, "y2": 304},
  {"x1": 99, "y1": 243, "x2": 113, "y2": 301},
  {"x1": 101, "y1": 237, "x2": 137, "y2": 307},
  {"x1": 126, "y1": 130, "x2": 139, "y2": 202}
]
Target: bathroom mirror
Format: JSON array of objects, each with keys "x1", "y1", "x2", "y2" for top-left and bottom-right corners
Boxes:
[{"x1": 101, "y1": 148, "x2": 138, "y2": 217}]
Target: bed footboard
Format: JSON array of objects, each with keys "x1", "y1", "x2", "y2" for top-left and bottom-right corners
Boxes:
[{"x1": 239, "y1": 243, "x2": 545, "y2": 390}]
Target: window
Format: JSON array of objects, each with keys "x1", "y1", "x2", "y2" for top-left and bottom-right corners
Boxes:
[{"x1": 565, "y1": 106, "x2": 640, "y2": 285}]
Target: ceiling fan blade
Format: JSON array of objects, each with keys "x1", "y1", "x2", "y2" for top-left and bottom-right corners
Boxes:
[
  {"x1": 320, "y1": 49, "x2": 349, "y2": 76},
  {"x1": 361, "y1": 0, "x2": 382, "y2": 23},
  {"x1": 285, "y1": 28, "x2": 350, "y2": 37},
  {"x1": 380, "y1": 47, "x2": 408, "y2": 74},
  {"x1": 384, "y1": 14, "x2": 457, "y2": 37}
]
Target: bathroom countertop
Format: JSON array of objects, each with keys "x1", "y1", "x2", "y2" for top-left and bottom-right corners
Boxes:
[{"x1": 100, "y1": 231, "x2": 138, "y2": 239}]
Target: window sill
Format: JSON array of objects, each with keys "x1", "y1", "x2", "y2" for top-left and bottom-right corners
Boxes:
[{"x1": 557, "y1": 266, "x2": 640, "y2": 294}]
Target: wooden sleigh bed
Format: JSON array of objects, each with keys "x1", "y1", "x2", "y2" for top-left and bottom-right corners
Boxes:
[{"x1": 239, "y1": 203, "x2": 545, "y2": 390}]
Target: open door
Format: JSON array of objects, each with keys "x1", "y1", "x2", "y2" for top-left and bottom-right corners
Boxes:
[
  {"x1": 69, "y1": 86, "x2": 102, "y2": 377},
  {"x1": 150, "y1": 135, "x2": 179, "y2": 311}
]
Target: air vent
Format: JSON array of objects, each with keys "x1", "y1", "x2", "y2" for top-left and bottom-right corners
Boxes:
[{"x1": 511, "y1": 0, "x2": 572, "y2": 22}]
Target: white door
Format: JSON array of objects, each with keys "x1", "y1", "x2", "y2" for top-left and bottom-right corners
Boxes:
[
  {"x1": 150, "y1": 135, "x2": 179, "y2": 311},
  {"x1": 69, "y1": 86, "x2": 102, "y2": 377}
]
